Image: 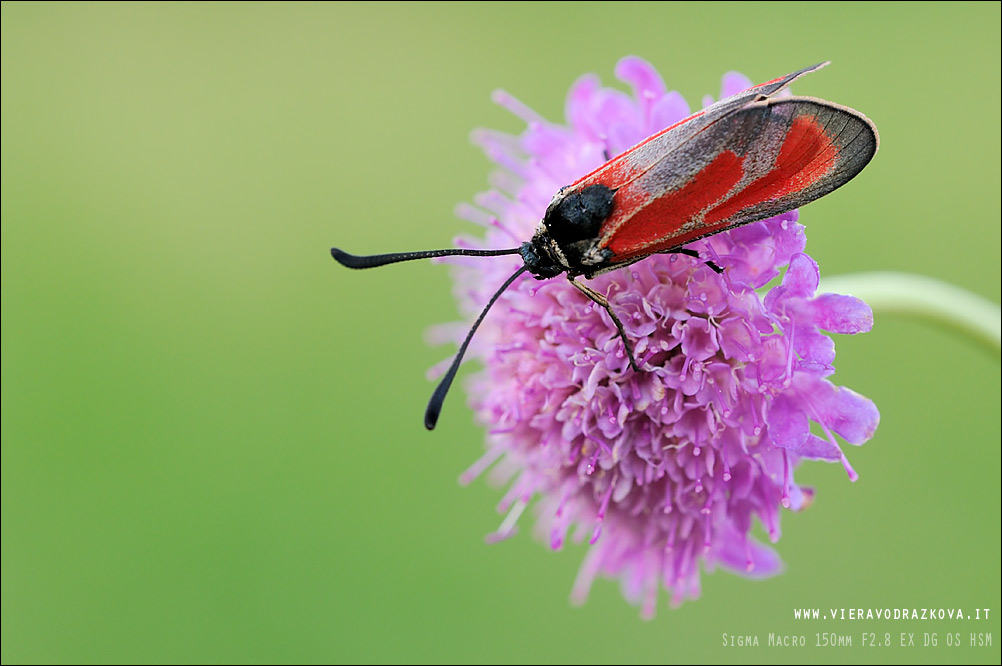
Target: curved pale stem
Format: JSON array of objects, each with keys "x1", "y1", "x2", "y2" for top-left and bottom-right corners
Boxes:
[{"x1": 818, "y1": 272, "x2": 1001, "y2": 353}]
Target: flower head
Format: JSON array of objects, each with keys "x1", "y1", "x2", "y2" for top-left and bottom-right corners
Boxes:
[{"x1": 439, "y1": 57, "x2": 879, "y2": 617}]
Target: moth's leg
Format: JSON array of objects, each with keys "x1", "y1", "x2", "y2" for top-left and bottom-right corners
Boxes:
[
  {"x1": 672, "y1": 248, "x2": 723, "y2": 274},
  {"x1": 567, "y1": 276, "x2": 640, "y2": 372}
]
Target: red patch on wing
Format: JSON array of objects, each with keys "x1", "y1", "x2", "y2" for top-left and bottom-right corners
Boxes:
[
  {"x1": 605, "y1": 149, "x2": 745, "y2": 257},
  {"x1": 589, "y1": 158, "x2": 642, "y2": 192},
  {"x1": 703, "y1": 115, "x2": 836, "y2": 226}
]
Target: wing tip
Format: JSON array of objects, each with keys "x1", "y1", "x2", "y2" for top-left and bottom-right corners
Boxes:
[{"x1": 792, "y1": 60, "x2": 831, "y2": 81}]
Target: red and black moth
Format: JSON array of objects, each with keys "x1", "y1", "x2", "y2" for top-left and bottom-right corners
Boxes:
[{"x1": 332, "y1": 62, "x2": 879, "y2": 430}]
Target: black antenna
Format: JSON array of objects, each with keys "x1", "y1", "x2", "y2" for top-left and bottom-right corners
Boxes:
[
  {"x1": 425, "y1": 265, "x2": 528, "y2": 430},
  {"x1": 331, "y1": 246, "x2": 521, "y2": 269}
]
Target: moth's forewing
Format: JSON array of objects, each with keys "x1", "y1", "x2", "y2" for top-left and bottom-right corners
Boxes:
[{"x1": 597, "y1": 97, "x2": 877, "y2": 262}]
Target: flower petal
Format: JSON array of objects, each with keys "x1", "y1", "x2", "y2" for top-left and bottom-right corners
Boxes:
[
  {"x1": 767, "y1": 394, "x2": 810, "y2": 450},
  {"x1": 812, "y1": 294, "x2": 874, "y2": 334},
  {"x1": 721, "y1": 71, "x2": 754, "y2": 98}
]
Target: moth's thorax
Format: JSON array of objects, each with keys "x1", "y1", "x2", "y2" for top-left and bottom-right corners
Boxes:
[{"x1": 518, "y1": 183, "x2": 617, "y2": 279}]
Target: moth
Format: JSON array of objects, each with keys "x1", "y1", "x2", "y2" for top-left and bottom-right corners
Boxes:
[{"x1": 332, "y1": 62, "x2": 878, "y2": 429}]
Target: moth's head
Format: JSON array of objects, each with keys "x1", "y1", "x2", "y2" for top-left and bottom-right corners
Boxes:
[{"x1": 518, "y1": 239, "x2": 563, "y2": 279}]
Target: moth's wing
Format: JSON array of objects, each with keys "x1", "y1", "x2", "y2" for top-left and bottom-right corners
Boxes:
[{"x1": 599, "y1": 97, "x2": 878, "y2": 260}]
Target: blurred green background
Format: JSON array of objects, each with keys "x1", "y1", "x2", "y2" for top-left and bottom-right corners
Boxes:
[{"x1": 3, "y1": 2, "x2": 999, "y2": 663}]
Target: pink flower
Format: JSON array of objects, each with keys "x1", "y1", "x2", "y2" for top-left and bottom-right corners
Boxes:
[{"x1": 440, "y1": 57, "x2": 879, "y2": 617}]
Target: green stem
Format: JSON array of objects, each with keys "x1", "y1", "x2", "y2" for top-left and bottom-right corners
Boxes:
[{"x1": 818, "y1": 272, "x2": 1001, "y2": 353}]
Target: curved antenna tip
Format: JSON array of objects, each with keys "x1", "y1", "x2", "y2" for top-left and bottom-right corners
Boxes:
[
  {"x1": 420, "y1": 265, "x2": 528, "y2": 430},
  {"x1": 330, "y1": 247, "x2": 352, "y2": 266}
]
